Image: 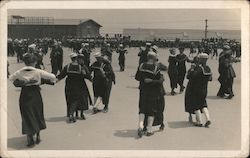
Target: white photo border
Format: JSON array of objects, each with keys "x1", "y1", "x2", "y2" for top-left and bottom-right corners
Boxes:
[{"x1": 0, "y1": 1, "x2": 249, "y2": 157}]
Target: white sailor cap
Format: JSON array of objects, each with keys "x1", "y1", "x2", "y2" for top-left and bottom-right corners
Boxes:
[
  {"x1": 147, "y1": 51, "x2": 157, "y2": 58},
  {"x1": 94, "y1": 52, "x2": 102, "y2": 58},
  {"x1": 152, "y1": 45, "x2": 158, "y2": 51},
  {"x1": 107, "y1": 43, "x2": 110, "y2": 46},
  {"x1": 198, "y1": 53, "x2": 209, "y2": 59},
  {"x1": 81, "y1": 43, "x2": 85, "y2": 46},
  {"x1": 223, "y1": 45, "x2": 231, "y2": 50},
  {"x1": 102, "y1": 55, "x2": 110, "y2": 62},
  {"x1": 69, "y1": 52, "x2": 78, "y2": 58},
  {"x1": 78, "y1": 54, "x2": 84, "y2": 58},
  {"x1": 85, "y1": 43, "x2": 89, "y2": 46},
  {"x1": 119, "y1": 44, "x2": 123, "y2": 47},
  {"x1": 146, "y1": 42, "x2": 152, "y2": 46},
  {"x1": 28, "y1": 44, "x2": 36, "y2": 49}
]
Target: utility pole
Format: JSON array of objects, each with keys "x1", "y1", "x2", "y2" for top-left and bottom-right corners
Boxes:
[{"x1": 205, "y1": 19, "x2": 208, "y2": 39}]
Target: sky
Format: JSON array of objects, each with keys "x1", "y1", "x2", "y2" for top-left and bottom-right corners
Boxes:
[{"x1": 8, "y1": 9, "x2": 241, "y2": 34}]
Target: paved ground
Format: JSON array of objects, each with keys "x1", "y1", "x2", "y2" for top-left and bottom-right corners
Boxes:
[{"x1": 7, "y1": 47, "x2": 241, "y2": 150}]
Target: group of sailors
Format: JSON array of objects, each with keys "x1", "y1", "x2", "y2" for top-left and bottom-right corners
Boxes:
[
  {"x1": 9, "y1": 40, "x2": 119, "y2": 147},
  {"x1": 135, "y1": 41, "x2": 239, "y2": 138},
  {"x1": 8, "y1": 36, "x2": 240, "y2": 146}
]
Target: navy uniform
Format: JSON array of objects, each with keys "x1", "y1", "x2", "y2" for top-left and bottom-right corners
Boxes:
[
  {"x1": 176, "y1": 47, "x2": 192, "y2": 93},
  {"x1": 101, "y1": 44, "x2": 113, "y2": 62},
  {"x1": 116, "y1": 44, "x2": 128, "y2": 71},
  {"x1": 138, "y1": 43, "x2": 151, "y2": 65},
  {"x1": 168, "y1": 48, "x2": 178, "y2": 95},
  {"x1": 50, "y1": 44, "x2": 63, "y2": 75},
  {"x1": 217, "y1": 49, "x2": 237, "y2": 99},
  {"x1": 80, "y1": 43, "x2": 91, "y2": 68},
  {"x1": 57, "y1": 53, "x2": 90, "y2": 123},
  {"x1": 135, "y1": 52, "x2": 164, "y2": 136},
  {"x1": 185, "y1": 53, "x2": 212, "y2": 127},
  {"x1": 9, "y1": 53, "x2": 56, "y2": 147},
  {"x1": 34, "y1": 50, "x2": 45, "y2": 70},
  {"x1": 90, "y1": 53, "x2": 115, "y2": 113}
]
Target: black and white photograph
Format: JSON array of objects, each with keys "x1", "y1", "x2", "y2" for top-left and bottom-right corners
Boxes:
[{"x1": 0, "y1": 0, "x2": 249, "y2": 158}]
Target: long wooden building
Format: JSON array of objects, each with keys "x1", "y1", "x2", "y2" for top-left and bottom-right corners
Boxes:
[{"x1": 8, "y1": 16, "x2": 102, "y2": 39}]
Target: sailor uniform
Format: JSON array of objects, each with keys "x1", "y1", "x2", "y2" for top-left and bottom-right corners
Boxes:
[
  {"x1": 50, "y1": 46, "x2": 63, "y2": 75},
  {"x1": 168, "y1": 55, "x2": 178, "y2": 89},
  {"x1": 138, "y1": 48, "x2": 149, "y2": 65},
  {"x1": 9, "y1": 66, "x2": 56, "y2": 135},
  {"x1": 117, "y1": 48, "x2": 127, "y2": 71},
  {"x1": 90, "y1": 61, "x2": 115, "y2": 107},
  {"x1": 176, "y1": 53, "x2": 190, "y2": 89},
  {"x1": 57, "y1": 63, "x2": 90, "y2": 117},
  {"x1": 135, "y1": 63, "x2": 162, "y2": 116},
  {"x1": 185, "y1": 64, "x2": 212, "y2": 114}
]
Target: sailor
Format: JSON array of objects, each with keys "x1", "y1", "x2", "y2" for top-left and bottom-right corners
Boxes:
[
  {"x1": 77, "y1": 53, "x2": 93, "y2": 108},
  {"x1": 34, "y1": 47, "x2": 45, "y2": 70},
  {"x1": 167, "y1": 48, "x2": 178, "y2": 95},
  {"x1": 101, "y1": 43, "x2": 113, "y2": 62},
  {"x1": 80, "y1": 43, "x2": 91, "y2": 68},
  {"x1": 138, "y1": 42, "x2": 151, "y2": 65},
  {"x1": 57, "y1": 53, "x2": 90, "y2": 123},
  {"x1": 217, "y1": 44, "x2": 233, "y2": 98},
  {"x1": 184, "y1": 53, "x2": 212, "y2": 127},
  {"x1": 217, "y1": 45, "x2": 238, "y2": 99},
  {"x1": 176, "y1": 46, "x2": 192, "y2": 93},
  {"x1": 116, "y1": 44, "x2": 128, "y2": 71},
  {"x1": 90, "y1": 52, "x2": 116, "y2": 114},
  {"x1": 9, "y1": 53, "x2": 56, "y2": 147},
  {"x1": 50, "y1": 42, "x2": 63, "y2": 75},
  {"x1": 135, "y1": 51, "x2": 164, "y2": 137}
]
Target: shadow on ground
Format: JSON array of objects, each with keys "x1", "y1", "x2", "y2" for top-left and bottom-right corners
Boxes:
[
  {"x1": 206, "y1": 95, "x2": 223, "y2": 100},
  {"x1": 168, "y1": 121, "x2": 194, "y2": 129},
  {"x1": 8, "y1": 136, "x2": 28, "y2": 150},
  {"x1": 113, "y1": 129, "x2": 138, "y2": 139},
  {"x1": 45, "y1": 116, "x2": 67, "y2": 122}
]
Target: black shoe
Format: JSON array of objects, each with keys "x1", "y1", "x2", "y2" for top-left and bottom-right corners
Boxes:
[
  {"x1": 69, "y1": 115, "x2": 75, "y2": 123},
  {"x1": 159, "y1": 124, "x2": 165, "y2": 131},
  {"x1": 226, "y1": 94, "x2": 234, "y2": 99},
  {"x1": 170, "y1": 91, "x2": 176, "y2": 96},
  {"x1": 142, "y1": 127, "x2": 147, "y2": 132},
  {"x1": 72, "y1": 117, "x2": 76, "y2": 123},
  {"x1": 80, "y1": 114, "x2": 86, "y2": 120},
  {"x1": 103, "y1": 108, "x2": 108, "y2": 113},
  {"x1": 146, "y1": 131, "x2": 154, "y2": 136},
  {"x1": 180, "y1": 86, "x2": 185, "y2": 93},
  {"x1": 204, "y1": 120, "x2": 211, "y2": 128},
  {"x1": 93, "y1": 108, "x2": 99, "y2": 114},
  {"x1": 36, "y1": 133, "x2": 41, "y2": 144},
  {"x1": 194, "y1": 122, "x2": 203, "y2": 127},
  {"x1": 27, "y1": 141, "x2": 35, "y2": 147},
  {"x1": 138, "y1": 128, "x2": 144, "y2": 138},
  {"x1": 27, "y1": 135, "x2": 35, "y2": 147},
  {"x1": 36, "y1": 135, "x2": 41, "y2": 144}
]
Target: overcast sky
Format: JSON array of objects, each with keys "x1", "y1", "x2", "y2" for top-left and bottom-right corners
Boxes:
[{"x1": 8, "y1": 9, "x2": 241, "y2": 34}]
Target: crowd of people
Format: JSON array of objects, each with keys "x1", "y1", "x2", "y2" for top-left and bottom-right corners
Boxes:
[{"x1": 8, "y1": 35, "x2": 240, "y2": 146}]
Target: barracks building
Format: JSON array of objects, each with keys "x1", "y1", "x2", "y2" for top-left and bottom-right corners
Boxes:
[{"x1": 8, "y1": 16, "x2": 102, "y2": 39}]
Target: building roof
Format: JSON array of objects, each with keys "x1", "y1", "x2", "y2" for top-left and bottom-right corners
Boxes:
[
  {"x1": 8, "y1": 16, "x2": 102, "y2": 27},
  {"x1": 53, "y1": 19, "x2": 102, "y2": 27}
]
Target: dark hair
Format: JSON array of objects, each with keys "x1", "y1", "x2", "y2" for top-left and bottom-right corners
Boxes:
[{"x1": 23, "y1": 53, "x2": 37, "y2": 66}]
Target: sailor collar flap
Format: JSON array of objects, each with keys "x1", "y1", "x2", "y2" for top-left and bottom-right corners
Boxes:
[
  {"x1": 139, "y1": 63, "x2": 160, "y2": 75},
  {"x1": 198, "y1": 65, "x2": 212, "y2": 76}
]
